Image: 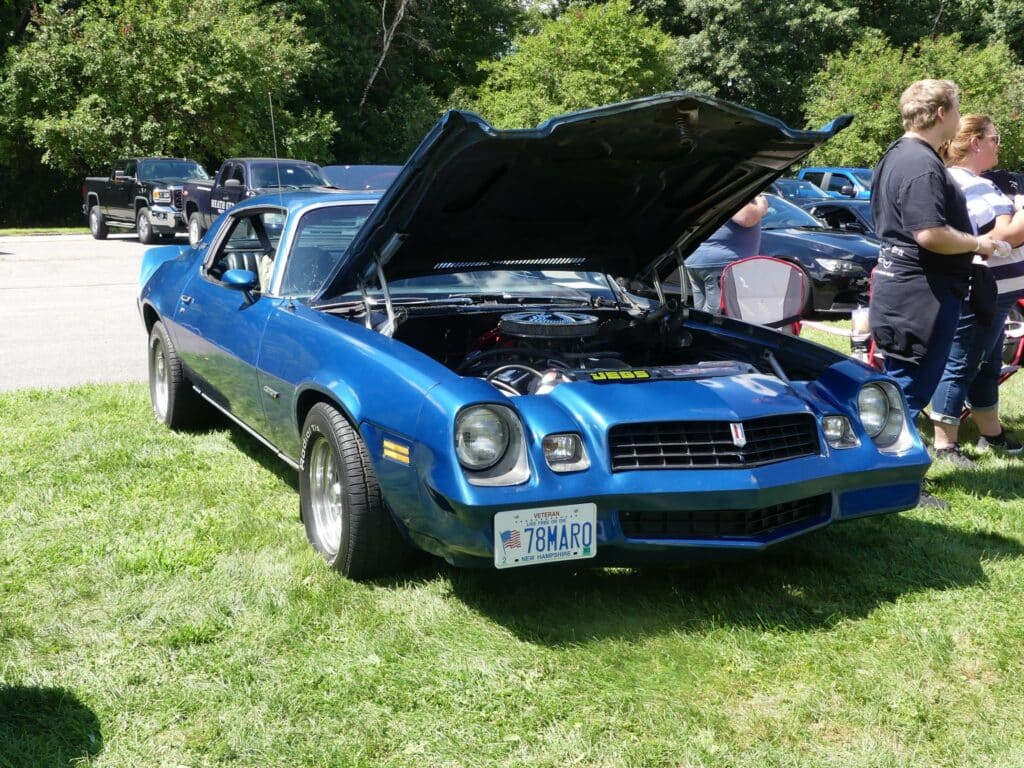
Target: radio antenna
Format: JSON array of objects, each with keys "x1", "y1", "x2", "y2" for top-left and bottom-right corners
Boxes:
[{"x1": 268, "y1": 92, "x2": 283, "y2": 204}]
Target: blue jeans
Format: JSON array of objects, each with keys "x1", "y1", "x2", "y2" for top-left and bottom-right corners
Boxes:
[
  {"x1": 930, "y1": 297, "x2": 1015, "y2": 425},
  {"x1": 883, "y1": 289, "x2": 964, "y2": 420},
  {"x1": 687, "y1": 266, "x2": 724, "y2": 314}
]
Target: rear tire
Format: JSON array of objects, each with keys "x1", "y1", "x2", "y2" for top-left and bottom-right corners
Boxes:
[
  {"x1": 137, "y1": 207, "x2": 157, "y2": 244},
  {"x1": 89, "y1": 205, "x2": 108, "y2": 240},
  {"x1": 300, "y1": 403, "x2": 412, "y2": 580},
  {"x1": 188, "y1": 212, "x2": 206, "y2": 248},
  {"x1": 148, "y1": 320, "x2": 208, "y2": 429}
]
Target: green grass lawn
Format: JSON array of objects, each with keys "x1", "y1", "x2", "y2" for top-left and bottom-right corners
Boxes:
[
  {"x1": 0, "y1": 227, "x2": 90, "y2": 236},
  {"x1": 3, "y1": 338, "x2": 1024, "y2": 765}
]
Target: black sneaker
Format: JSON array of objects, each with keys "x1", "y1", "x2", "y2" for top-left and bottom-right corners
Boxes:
[
  {"x1": 930, "y1": 444, "x2": 978, "y2": 469},
  {"x1": 977, "y1": 430, "x2": 1024, "y2": 455}
]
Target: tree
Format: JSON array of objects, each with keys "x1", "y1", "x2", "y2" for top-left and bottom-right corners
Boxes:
[
  {"x1": 802, "y1": 31, "x2": 1024, "y2": 170},
  {"x1": 1, "y1": 0, "x2": 335, "y2": 174},
  {"x1": 282, "y1": 0, "x2": 522, "y2": 163},
  {"x1": 631, "y1": 0, "x2": 859, "y2": 125},
  {"x1": 462, "y1": 0, "x2": 679, "y2": 129}
]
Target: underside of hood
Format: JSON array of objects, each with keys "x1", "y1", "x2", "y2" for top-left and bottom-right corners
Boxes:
[{"x1": 315, "y1": 92, "x2": 852, "y2": 303}]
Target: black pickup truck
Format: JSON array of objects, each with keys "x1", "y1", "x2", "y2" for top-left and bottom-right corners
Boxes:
[
  {"x1": 180, "y1": 157, "x2": 326, "y2": 246},
  {"x1": 82, "y1": 157, "x2": 209, "y2": 243}
]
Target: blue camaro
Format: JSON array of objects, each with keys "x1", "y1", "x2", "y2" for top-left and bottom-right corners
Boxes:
[{"x1": 138, "y1": 92, "x2": 930, "y2": 579}]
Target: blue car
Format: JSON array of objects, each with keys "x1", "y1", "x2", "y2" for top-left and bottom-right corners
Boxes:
[
  {"x1": 769, "y1": 177, "x2": 829, "y2": 202},
  {"x1": 797, "y1": 167, "x2": 873, "y2": 199},
  {"x1": 138, "y1": 92, "x2": 930, "y2": 579}
]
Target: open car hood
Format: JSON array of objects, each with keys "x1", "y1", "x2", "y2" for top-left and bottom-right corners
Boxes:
[{"x1": 315, "y1": 92, "x2": 851, "y2": 303}]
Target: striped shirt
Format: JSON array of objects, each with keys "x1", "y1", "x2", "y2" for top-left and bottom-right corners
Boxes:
[{"x1": 948, "y1": 166, "x2": 1024, "y2": 298}]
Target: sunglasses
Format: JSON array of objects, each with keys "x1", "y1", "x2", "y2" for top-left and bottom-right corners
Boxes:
[{"x1": 983, "y1": 133, "x2": 1001, "y2": 146}]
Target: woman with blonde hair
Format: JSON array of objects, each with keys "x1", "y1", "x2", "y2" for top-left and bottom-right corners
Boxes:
[
  {"x1": 869, "y1": 80, "x2": 1009, "y2": 423},
  {"x1": 929, "y1": 114, "x2": 1024, "y2": 465}
]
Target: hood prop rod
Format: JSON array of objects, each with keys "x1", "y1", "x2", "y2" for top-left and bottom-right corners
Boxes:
[{"x1": 373, "y1": 251, "x2": 398, "y2": 337}]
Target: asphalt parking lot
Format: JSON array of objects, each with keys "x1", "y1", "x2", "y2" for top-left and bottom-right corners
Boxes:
[{"x1": 0, "y1": 233, "x2": 182, "y2": 392}]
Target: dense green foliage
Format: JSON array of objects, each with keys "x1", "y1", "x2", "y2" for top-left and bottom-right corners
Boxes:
[
  {"x1": 461, "y1": 0, "x2": 678, "y2": 128},
  {"x1": 3, "y1": 0, "x2": 1024, "y2": 225},
  {"x1": 803, "y1": 32, "x2": 1024, "y2": 169},
  {"x1": 1, "y1": 0, "x2": 331, "y2": 174}
]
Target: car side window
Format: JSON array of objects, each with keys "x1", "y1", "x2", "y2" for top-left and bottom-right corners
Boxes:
[
  {"x1": 826, "y1": 174, "x2": 849, "y2": 193},
  {"x1": 231, "y1": 164, "x2": 245, "y2": 185},
  {"x1": 124, "y1": 160, "x2": 137, "y2": 180},
  {"x1": 205, "y1": 210, "x2": 285, "y2": 291},
  {"x1": 802, "y1": 172, "x2": 824, "y2": 186}
]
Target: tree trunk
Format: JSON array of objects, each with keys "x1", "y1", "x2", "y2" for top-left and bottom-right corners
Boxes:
[{"x1": 359, "y1": 0, "x2": 412, "y2": 111}]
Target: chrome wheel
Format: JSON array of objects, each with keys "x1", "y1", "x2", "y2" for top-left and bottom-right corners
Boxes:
[
  {"x1": 90, "y1": 209, "x2": 100, "y2": 235},
  {"x1": 137, "y1": 209, "x2": 151, "y2": 243},
  {"x1": 188, "y1": 215, "x2": 202, "y2": 247},
  {"x1": 150, "y1": 336, "x2": 169, "y2": 419},
  {"x1": 308, "y1": 434, "x2": 343, "y2": 556}
]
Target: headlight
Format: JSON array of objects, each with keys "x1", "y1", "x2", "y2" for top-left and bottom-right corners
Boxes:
[
  {"x1": 455, "y1": 406, "x2": 509, "y2": 470},
  {"x1": 542, "y1": 433, "x2": 590, "y2": 472},
  {"x1": 814, "y1": 257, "x2": 863, "y2": 273},
  {"x1": 822, "y1": 415, "x2": 859, "y2": 449},
  {"x1": 858, "y1": 382, "x2": 906, "y2": 449},
  {"x1": 152, "y1": 188, "x2": 171, "y2": 203}
]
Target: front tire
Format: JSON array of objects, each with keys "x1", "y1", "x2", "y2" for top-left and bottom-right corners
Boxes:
[
  {"x1": 89, "y1": 205, "x2": 108, "y2": 240},
  {"x1": 188, "y1": 212, "x2": 206, "y2": 247},
  {"x1": 148, "y1": 320, "x2": 207, "y2": 429},
  {"x1": 137, "y1": 207, "x2": 157, "y2": 244},
  {"x1": 300, "y1": 403, "x2": 412, "y2": 580}
]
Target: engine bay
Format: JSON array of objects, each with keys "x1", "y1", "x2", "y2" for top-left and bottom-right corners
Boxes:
[{"x1": 388, "y1": 305, "x2": 815, "y2": 396}]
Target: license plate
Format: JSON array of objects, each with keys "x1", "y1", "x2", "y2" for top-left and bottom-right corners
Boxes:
[{"x1": 493, "y1": 503, "x2": 597, "y2": 569}]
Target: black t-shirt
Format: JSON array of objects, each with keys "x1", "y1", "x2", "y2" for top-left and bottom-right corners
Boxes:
[{"x1": 871, "y1": 136, "x2": 973, "y2": 279}]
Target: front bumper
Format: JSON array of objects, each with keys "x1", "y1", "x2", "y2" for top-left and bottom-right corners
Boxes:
[
  {"x1": 148, "y1": 205, "x2": 185, "y2": 232},
  {"x1": 811, "y1": 271, "x2": 870, "y2": 312},
  {"x1": 383, "y1": 450, "x2": 929, "y2": 569}
]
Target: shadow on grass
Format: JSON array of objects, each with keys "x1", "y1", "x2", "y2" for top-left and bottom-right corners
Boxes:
[
  {"x1": 443, "y1": 514, "x2": 1023, "y2": 645},
  {"x1": 186, "y1": 413, "x2": 299, "y2": 493},
  {"x1": 0, "y1": 686, "x2": 103, "y2": 767},
  {"x1": 930, "y1": 464, "x2": 1024, "y2": 501},
  {"x1": 227, "y1": 427, "x2": 300, "y2": 492}
]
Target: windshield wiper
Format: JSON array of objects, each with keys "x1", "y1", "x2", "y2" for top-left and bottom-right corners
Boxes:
[{"x1": 446, "y1": 293, "x2": 593, "y2": 305}]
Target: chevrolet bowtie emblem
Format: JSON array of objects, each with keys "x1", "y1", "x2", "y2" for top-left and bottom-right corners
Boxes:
[{"x1": 730, "y1": 422, "x2": 747, "y2": 448}]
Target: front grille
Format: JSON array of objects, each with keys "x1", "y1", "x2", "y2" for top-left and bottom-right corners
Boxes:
[
  {"x1": 620, "y1": 494, "x2": 830, "y2": 539},
  {"x1": 609, "y1": 414, "x2": 819, "y2": 471},
  {"x1": 172, "y1": 189, "x2": 183, "y2": 210}
]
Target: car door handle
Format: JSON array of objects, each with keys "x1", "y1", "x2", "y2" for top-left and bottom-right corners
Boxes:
[{"x1": 180, "y1": 294, "x2": 193, "y2": 305}]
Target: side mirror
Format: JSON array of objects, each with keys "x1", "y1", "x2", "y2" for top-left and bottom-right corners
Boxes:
[
  {"x1": 222, "y1": 268, "x2": 258, "y2": 291},
  {"x1": 839, "y1": 184, "x2": 855, "y2": 197},
  {"x1": 222, "y1": 268, "x2": 259, "y2": 302},
  {"x1": 224, "y1": 178, "x2": 242, "y2": 188}
]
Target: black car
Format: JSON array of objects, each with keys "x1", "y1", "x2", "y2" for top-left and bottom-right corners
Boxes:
[
  {"x1": 760, "y1": 195, "x2": 880, "y2": 313},
  {"x1": 801, "y1": 198, "x2": 876, "y2": 237}
]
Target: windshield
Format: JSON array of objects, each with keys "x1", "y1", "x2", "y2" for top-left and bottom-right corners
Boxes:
[
  {"x1": 852, "y1": 168, "x2": 873, "y2": 188},
  {"x1": 251, "y1": 163, "x2": 325, "y2": 189},
  {"x1": 762, "y1": 194, "x2": 825, "y2": 230},
  {"x1": 774, "y1": 178, "x2": 828, "y2": 199},
  {"x1": 138, "y1": 159, "x2": 209, "y2": 181}
]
